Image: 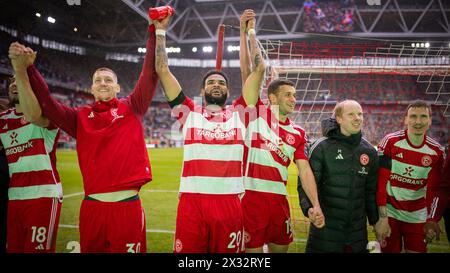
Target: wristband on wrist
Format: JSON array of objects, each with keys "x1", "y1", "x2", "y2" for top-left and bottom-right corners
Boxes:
[
  {"x1": 155, "y1": 29, "x2": 166, "y2": 36},
  {"x1": 247, "y1": 28, "x2": 256, "y2": 35}
]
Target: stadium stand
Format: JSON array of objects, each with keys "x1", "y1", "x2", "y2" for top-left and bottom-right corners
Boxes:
[
  {"x1": 0, "y1": 39, "x2": 447, "y2": 148},
  {"x1": 303, "y1": 0, "x2": 354, "y2": 33},
  {"x1": 0, "y1": 0, "x2": 448, "y2": 256}
]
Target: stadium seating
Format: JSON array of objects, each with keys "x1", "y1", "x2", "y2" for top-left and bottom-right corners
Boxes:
[{"x1": 0, "y1": 31, "x2": 447, "y2": 148}]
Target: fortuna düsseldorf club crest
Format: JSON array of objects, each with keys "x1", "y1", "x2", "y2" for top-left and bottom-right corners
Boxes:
[
  {"x1": 243, "y1": 231, "x2": 251, "y2": 244},
  {"x1": 285, "y1": 133, "x2": 295, "y2": 145},
  {"x1": 421, "y1": 155, "x2": 432, "y2": 167},
  {"x1": 360, "y1": 154, "x2": 369, "y2": 166},
  {"x1": 174, "y1": 239, "x2": 183, "y2": 253}
]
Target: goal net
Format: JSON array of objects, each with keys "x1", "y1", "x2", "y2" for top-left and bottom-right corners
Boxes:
[{"x1": 260, "y1": 39, "x2": 450, "y2": 252}]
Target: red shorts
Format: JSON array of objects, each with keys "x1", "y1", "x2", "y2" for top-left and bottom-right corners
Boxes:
[
  {"x1": 7, "y1": 197, "x2": 62, "y2": 253},
  {"x1": 242, "y1": 190, "x2": 293, "y2": 248},
  {"x1": 381, "y1": 217, "x2": 426, "y2": 253},
  {"x1": 79, "y1": 197, "x2": 147, "y2": 253},
  {"x1": 174, "y1": 193, "x2": 245, "y2": 253}
]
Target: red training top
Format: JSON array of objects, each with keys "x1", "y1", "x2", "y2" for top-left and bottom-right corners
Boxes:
[{"x1": 26, "y1": 26, "x2": 158, "y2": 195}]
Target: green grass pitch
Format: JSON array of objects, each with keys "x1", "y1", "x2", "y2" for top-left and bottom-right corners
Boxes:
[{"x1": 55, "y1": 148, "x2": 450, "y2": 253}]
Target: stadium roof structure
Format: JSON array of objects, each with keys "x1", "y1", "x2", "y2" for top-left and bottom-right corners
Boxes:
[{"x1": 1, "y1": 0, "x2": 450, "y2": 50}]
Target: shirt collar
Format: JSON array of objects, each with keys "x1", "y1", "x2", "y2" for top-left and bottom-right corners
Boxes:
[{"x1": 93, "y1": 97, "x2": 119, "y2": 112}]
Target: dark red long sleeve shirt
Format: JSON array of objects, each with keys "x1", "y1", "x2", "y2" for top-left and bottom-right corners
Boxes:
[{"x1": 26, "y1": 27, "x2": 158, "y2": 195}]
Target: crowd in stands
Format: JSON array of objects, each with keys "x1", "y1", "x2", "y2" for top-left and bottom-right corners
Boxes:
[
  {"x1": 287, "y1": 72, "x2": 448, "y2": 145},
  {"x1": 303, "y1": 0, "x2": 354, "y2": 33},
  {"x1": 0, "y1": 32, "x2": 145, "y2": 94},
  {"x1": 322, "y1": 74, "x2": 427, "y2": 103},
  {"x1": 363, "y1": 105, "x2": 448, "y2": 146},
  {"x1": 293, "y1": 103, "x2": 448, "y2": 147},
  {"x1": 0, "y1": 31, "x2": 448, "y2": 149},
  {"x1": 32, "y1": 88, "x2": 178, "y2": 148}
]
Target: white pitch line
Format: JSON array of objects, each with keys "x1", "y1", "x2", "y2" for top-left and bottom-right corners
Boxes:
[
  {"x1": 60, "y1": 224, "x2": 78, "y2": 228},
  {"x1": 145, "y1": 189, "x2": 179, "y2": 193},
  {"x1": 63, "y1": 192, "x2": 84, "y2": 198},
  {"x1": 57, "y1": 227, "x2": 450, "y2": 249},
  {"x1": 148, "y1": 229, "x2": 175, "y2": 234},
  {"x1": 291, "y1": 238, "x2": 450, "y2": 250},
  {"x1": 59, "y1": 224, "x2": 174, "y2": 234},
  {"x1": 63, "y1": 189, "x2": 178, "y2": 199}
]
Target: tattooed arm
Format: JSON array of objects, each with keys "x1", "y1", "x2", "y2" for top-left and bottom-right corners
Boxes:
[
  {"x1": 239, "y1": 9, "x2": 254, "y2": 87},
  {"x1": 242, "y1": 17, "x2": 266, "y2": 107},
  {"x1": 154, "y1": 14, "x2": 182, "y2": 102}
]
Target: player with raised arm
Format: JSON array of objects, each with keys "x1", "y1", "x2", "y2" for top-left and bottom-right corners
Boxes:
[
  {"x1": 154, "y1": 9, "x2": 266, "y2": 253},
  {"x1": 1, "y1": 45, "x2": 61, "y2": 252},
  {"x1": 237, "y1": 10, "x2": 324, "y2": 253},
  {"x1": 14, "y1": 17, "x2": 158, "y2": 253}
]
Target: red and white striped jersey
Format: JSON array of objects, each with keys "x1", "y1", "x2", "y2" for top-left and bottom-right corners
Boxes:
[
  {"x1": 172, "y1": 95, "x2": 247, "y2": 194},
  {"x1": 0, "y1": 109, "x2": 61, "y2": 200},
  {"x1": 377, "y1": 129, "x2": 445, "y2": 223},
  {"x1": 243, "y1": 99, "x2": 308, "y2": 195}
]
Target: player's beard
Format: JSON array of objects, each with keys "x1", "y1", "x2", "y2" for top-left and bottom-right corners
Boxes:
[{"x1": 204, "y1": 92, "x2": 227, "y2": 106}]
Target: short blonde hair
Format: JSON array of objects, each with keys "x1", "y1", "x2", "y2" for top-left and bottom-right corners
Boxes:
[
  {"x1": 92, "y1": 67, "x2": 118, "y2": 82},
  {"x1": 332, "y1": 100, "x2": 360, "y2": 118}
]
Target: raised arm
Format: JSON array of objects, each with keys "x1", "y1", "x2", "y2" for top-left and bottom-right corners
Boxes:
[
  {"x1": 26, "y1": 65, "x2": 78, "y2": 137},
  {"x1": 9, "y1": 42, "x2": 77, "y2": 137},
  {"x1": 239, "y1": 9, "x2": 253, "y2": 87},
  {"x1": 126, "y1": 23, "x2": 159, "y2": 117},
  {"x1": 241, "y1": 16, "x2": 266, "y2": 107},
  {"x1": 154, "y1": 14, "x2": 182, "y2": 102},
  {"x1": 9, "y1": 43, "x2": 79, "y2": 137},
  {"x1": 9, "y1": 43, "x2": 49, "y2": 127}
]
